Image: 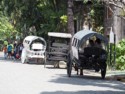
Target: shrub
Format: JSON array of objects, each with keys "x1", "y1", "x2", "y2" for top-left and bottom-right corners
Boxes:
[{"x1": 116, "y1": 39, "x2": 125, "y2": 70}]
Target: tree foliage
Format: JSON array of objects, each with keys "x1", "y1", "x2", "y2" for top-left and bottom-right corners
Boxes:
[
  {"x1": 2, "y1": 0, "x2": 124, "y2": 39},
  {"x1": 81, "y1": 0, "x2": 105, "y2": 33},
  {"x1": 1, "y1": 0, "x2": 67, "y2": 39},
  {"x1": 116, "y1": 39, "x2": 125, "y2": 70},
  {"x1": 0, "y1": 6, "x2": 16, "y2": 40},
  {"x1": 0, "y1": 0, "x2": 108, "y2": 39}
]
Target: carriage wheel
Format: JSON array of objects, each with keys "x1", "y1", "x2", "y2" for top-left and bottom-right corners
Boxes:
[
  {"x1": 101, "y1": 63, "x2": 107, "y2": 79},
  {"x1": 67, "y1": 54, "x2": 72, "y2": 77}
]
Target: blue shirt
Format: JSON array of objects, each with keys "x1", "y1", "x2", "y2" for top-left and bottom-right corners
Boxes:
[{"x1": 7, "y1": 45, "x2": 12, "y2": 52}]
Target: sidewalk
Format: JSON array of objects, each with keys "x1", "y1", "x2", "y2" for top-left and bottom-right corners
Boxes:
[{"x1": 106, "y1": 70, "x2": 125, "y2": 82}]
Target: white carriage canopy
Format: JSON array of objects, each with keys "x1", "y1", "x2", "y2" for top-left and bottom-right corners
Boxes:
[
  {"x1": 73, "y1": 30, "x2": 108, "y2": 48},
  {"x1": 24, "y1": 36, "x2": 46, "y2": 45},
  {"x1": 23, "y1": 36, "x2": 47, "y2": 51}
]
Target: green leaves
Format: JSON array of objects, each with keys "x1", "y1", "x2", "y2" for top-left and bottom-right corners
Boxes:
[
  {"x1": 116, "y1": 39, "x2": 125, "y2": 70},
  {"x1": 60, "y1": 15, "x2": 67, "y2": 23},
  {"x1": 0, "y1": 12, "x2": 16, "y2": 40},
  {"x1": 90, "y1": 9, "x2": 95, "y2": 16},
  {"x1": 1, "y1": 0, "x2": 68, "y2": 38},
  {"x1": 83, "y1": 0, "x2": 89, "y2": 3},
  {"x1": 116, "y1": 56, "x2": 125, "y2": 70}
]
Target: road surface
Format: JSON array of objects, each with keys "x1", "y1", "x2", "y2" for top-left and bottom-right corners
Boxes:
[{"x1": 0, "y1": 52, "x2": 125, "y2": 94}]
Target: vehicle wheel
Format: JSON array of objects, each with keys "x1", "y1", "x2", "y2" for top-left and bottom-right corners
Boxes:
[
  {"x1": 21, "y1": 49, "x2": 27, "y2": 64},
  {"x1": 67, "y1": 54, "x2": 72, "y2": 77},
  {"x1": 101, "y1": 63, "x2": 107, "y2": 79}
]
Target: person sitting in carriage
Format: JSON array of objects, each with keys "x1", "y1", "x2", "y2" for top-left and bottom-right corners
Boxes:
[
  {"x1": 95, "y1": 38, "x2": 102, "y2": 48},
  {"x1": 87, "y1": 39, "x2": 95, "y2": 47}
]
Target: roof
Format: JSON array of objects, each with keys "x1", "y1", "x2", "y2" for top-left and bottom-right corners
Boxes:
[
  {"x1": 73, "y1": 30, "x2": 95, "y2": 40},
  {"x1": 48, "y1": 32, "x2": 72, "y2": 38},
  {"x1": 24, "y1": 36, "x2": 37, "y2": 41},
  {"x1": 73, "y1": 29, "x2": 108, "y2": 48},
  {"x1": 23, "y1": 35, "x2": 46, "y2": 46}
]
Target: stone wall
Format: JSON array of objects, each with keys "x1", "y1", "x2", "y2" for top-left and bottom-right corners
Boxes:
[{"x1": 104, "y1": 3, "x2": 125, "y2": 44}]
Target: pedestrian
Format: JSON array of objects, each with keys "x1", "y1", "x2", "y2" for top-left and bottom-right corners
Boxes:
[
  {"x1": 11, "y1": 49, "x2": 15, "y2": 60},
  {"x1": 13, "y1": 41, "x2": 18, "y2": 59},
  {"x1": 3, "y1": 45, "x2": 7, "y2": 59},
  {"x1": 7, "y1": 43, "x2": 12, "y2": 59},
  {"x1": 19, "y1": 43, "x2": 23, "y2": 57}
]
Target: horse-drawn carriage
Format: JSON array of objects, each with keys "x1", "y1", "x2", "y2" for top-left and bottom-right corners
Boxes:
[
  {"x1": 45, "y1": 32, "x2": 72, "y2": 67},
  {"x1": 67, "y1": 29, "x2": 108, "y2": 79},
  {"x1": 21, "y1": 36, "x2": 47, "y2": 64}
]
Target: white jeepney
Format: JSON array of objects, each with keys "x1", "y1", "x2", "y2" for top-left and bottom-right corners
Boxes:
[{"x1": 21, "y1": 36, "x2": 46, "y2": 64}]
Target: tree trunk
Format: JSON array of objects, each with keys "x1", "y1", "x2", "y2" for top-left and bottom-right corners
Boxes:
[{"x1": 67, "y1": 0, "x2": 74, "y2": 36}]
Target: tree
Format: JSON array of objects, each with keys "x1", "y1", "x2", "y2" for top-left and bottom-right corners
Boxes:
[
  {"x1": 102, "y1": 0, "x2": 125, "y2": 43},
  {"x1": 67, "y1": 0, "x2": 74, "y2": 35},
  {"x1": 1, "y1": 0, "x2": 68, "y2": 38},
  {"x1": 0, "y1": 8, "x2": 16, "y2": 40},
  {"x1": 73, "y1": 0, "x2": 104, "y2": 33}
]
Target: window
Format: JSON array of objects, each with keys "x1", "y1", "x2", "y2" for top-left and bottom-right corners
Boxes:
[
  {"x1": 72, "y1": 38, "x2": 79, "y2": 47},
  {"x1": 72, "y1": 38, "x2": 75, "y2": 46},
  {"x1": 74, "y1": 38, "x2": 77, "y2": 47}
]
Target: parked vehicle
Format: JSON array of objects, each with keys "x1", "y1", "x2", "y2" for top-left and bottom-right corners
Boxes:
[
  {"x1": 67, "y1": 29, "x2": 108, "y2": 79},
  {"x1": 45, "y1": 32, "x2": 72, "y2": 68},
  {"x1": 21, "y1": 36, "x2": 46, "y2": 64}
]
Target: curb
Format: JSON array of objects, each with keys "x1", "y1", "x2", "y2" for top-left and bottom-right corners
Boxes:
[{"x1": 106, "y1": 71, "x2": 125, "y2": 82}]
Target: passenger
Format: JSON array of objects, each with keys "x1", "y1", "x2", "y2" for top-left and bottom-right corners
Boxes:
[
  {"x1": 95, "y1": 38, "x2": 102, "y2": 48},
  {"x1": 87, "y1": 39, "x2": 95, "y2": 47}
]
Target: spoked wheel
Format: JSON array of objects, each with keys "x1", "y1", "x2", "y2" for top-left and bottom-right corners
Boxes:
[
  {"x1": 101, "y1": 63, "x2": 107, "y2": 79},
  {"x1": 67, "y1": 53, "x2": 72, "y2": 77}
]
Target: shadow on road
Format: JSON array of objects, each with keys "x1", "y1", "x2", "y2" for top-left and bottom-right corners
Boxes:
[
  {"x1": 45, "y1": 66, "x2": 66, "y2": 70},
  {"x1": 40, "y1": 91, "x2": 125, "y2": 94},
  {"x1": 0, "y1": 56, "x2": 21, "y2": 63},
  {"x1": 47, "y1": 73, "x2": 125, "y2": 94},
  {"x1": 0, "y1": 56, "x2": 44, "y2": 65}
]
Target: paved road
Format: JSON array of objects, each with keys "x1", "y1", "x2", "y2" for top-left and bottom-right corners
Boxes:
[{"x1": 0, "y1": 52, "x2": 125, "y2": 94}]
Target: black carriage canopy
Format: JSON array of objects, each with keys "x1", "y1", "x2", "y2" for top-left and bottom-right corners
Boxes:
[{"x1": 73, "y1": 29, "x2": 108, "y2": 48}]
